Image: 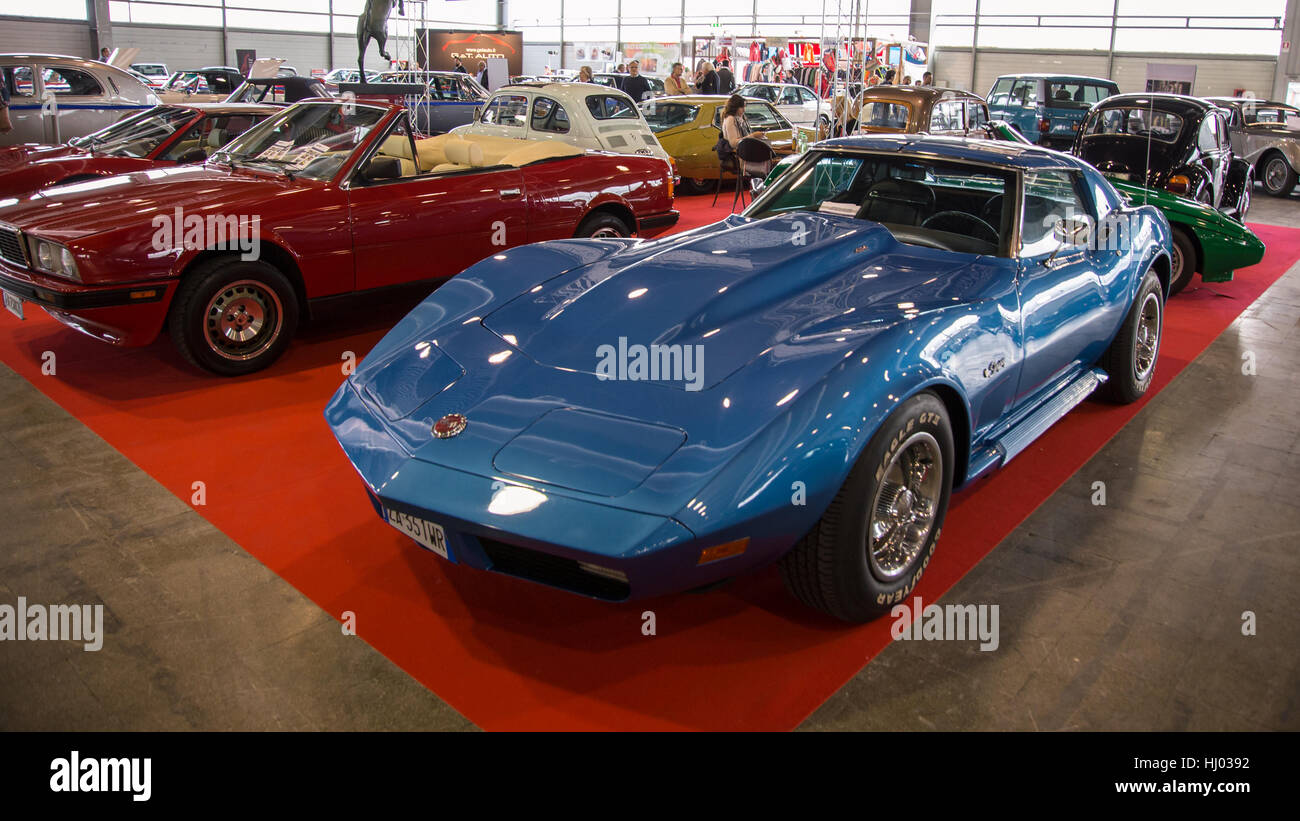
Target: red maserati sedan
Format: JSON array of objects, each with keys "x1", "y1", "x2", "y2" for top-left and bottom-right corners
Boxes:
[
  {"x1": 0, "y1": 103, "x2": 278, "y2": 197},
  {"x1": 0, "y1": 99, "x2": 678, "y2": 375}
]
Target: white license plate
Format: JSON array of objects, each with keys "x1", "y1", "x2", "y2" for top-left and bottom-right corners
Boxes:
[
  {"x1": 2, "y1": 290, "x2": 23, "y2": 320},
  {"x1": 385, "y1": 507, "x2": 451, "y2": 560}
]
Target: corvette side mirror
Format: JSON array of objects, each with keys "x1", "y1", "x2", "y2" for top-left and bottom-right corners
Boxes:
[{"x1": 1047, "y1": 216, "x2": 1091, "y2": 265}]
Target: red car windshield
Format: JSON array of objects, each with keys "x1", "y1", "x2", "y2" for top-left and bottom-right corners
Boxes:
[
  {"x1": 70, "y1": 106, "x2": 195, "y2": 157},
  {"x1": 215, "y1": 102, "x2": 388, "y2": 182}
]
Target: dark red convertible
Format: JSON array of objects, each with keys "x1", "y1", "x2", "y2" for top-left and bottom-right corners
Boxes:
[
  {"x1": 0, "y1": 100, "x2": 678, "y2": 375},
  {"x1": 0, "y1": 103, "x2": 278, "y2": 198}
]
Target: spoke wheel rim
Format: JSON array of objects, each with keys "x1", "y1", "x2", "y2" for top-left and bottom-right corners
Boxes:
[
  {"x1": 203, "y1": 279, "x2": 283, "y2": 362},
  {"x1": 1170, "y1": 240, "x2": 1185, "y2": 280},
  {"x1": 1134, "y1": 290, "x2": 1161, "y2": 382},
  {"x1": 1265, "y1": 158, "x2": 1287, "y2": 192},
  {"x1": 867, "y1": 431, "x2": 943, "y2": 580}
]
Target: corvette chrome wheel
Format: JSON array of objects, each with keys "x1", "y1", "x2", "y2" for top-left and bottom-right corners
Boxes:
[
  {"x1": 867, "y1": 431, "x2": 943, "y2": 580},
  {"x1": 204, "y1": 279, "x2": 283, "y2": 362},
  {"x1": 1134, "y1": 290, "x2": 1161, "y2": 382}
]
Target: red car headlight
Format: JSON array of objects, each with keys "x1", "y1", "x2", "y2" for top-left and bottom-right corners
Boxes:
[{"x1": 26, "y1": 236, "x2": 81, "y2": 282}]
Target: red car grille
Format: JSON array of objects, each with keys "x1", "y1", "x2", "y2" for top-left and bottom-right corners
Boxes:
[{"x1": 0, "y1": 227, "x2": 26, "y2": 268}]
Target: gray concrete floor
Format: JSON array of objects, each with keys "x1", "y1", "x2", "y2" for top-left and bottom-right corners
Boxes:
[{"x1": 1, "y1": 189, "x2": 1298, "y2": 731}]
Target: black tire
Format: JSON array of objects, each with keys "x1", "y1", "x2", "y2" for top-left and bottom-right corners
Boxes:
[
  {"x1": 575, "y1": 211, "x2": 632, "y2": 239},
  {"x1": 1259, "y1": 152, "x2": 1297, "y2": 197},
  {"x1": 1167, "y1": 227, "x2": 1198, "y2": 296},
  {"x1": 680, "y1": 176, "x2": 713, "y2": 195},
  {"x1": 168, "y1": 256, "x2": 299, "y2": 376},
  {"x1": 778, "y1": 392, "x2": 954, "y2": 623},
  {"x1": 1098, "y1": 267, "x2": 1163, "y2": 404}
]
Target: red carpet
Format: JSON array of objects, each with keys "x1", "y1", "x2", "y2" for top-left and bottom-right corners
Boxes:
[{"x1": 1, "y1": 195, "x2": 1296, "y2": 730}]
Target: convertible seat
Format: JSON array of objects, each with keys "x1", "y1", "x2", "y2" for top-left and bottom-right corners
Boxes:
[
  {"x1": 418, "y1": 133, "x2": 583, "y2": 173},
  {"x1": 377, "y1": 134, "x2": 418, "y2": 177}
]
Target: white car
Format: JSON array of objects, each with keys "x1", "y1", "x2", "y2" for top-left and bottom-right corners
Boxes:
[
  {"x1": 2, "y1": 54, "x2": 158, "y2": 145},
  {"x1": 130, "y1": 62, "x2": 169, "y2": 88},
  {"x1": 452, "y1": 82, "x2": 669, "y2": 160},
  {"x1": 735, "y1": 82, "x2": 828, "y2": 129}
]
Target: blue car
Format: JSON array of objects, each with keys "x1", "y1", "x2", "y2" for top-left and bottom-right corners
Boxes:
[
  {"x1": 987, "y1": 74, "x2": 1120, "y2": 147},
  {"x1": 325, "y1": 135, "x2": 1172, "y2": 622}
]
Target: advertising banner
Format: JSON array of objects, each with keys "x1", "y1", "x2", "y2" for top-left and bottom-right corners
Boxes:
[{"x1": 417, "y1": 30, "x2": 523, "y2": 77}]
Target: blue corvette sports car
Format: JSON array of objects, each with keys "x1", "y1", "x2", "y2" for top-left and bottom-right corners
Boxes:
[{"x1": 325, "y1": 134, "x2": 1173, "y2": 622}]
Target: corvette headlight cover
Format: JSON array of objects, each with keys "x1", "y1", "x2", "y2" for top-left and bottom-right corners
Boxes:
[{"x1": 26, "y1": 237, "x2": 81, "y2": 282}]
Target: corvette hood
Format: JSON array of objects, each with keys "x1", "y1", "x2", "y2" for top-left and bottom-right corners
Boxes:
[
  {"x1": 0, "y1": 163, "x2": 295, "y2": 242},
  {"x1": 482, "y1": 212, "x2": 996, "y2": 390}
]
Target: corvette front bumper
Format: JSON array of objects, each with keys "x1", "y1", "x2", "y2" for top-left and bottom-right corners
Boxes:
[{"x1": 325, "y1": 379, "x2": 761, "y2": 601}]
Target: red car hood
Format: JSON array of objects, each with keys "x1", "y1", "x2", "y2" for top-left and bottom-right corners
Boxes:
[
  {"x1": 0, "y1": 144, "x2": 82, "y2": 171},
  {"x1": 0, "y1": 164, "x2": 303, "y2": 242},
  {"x1": 0, "y1": 155, "x2": 160, "y2": 201}
]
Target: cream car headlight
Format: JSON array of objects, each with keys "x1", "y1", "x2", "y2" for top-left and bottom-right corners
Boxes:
[{"x1": 26, "y1": 237, "x2": 81, "y2": 282}]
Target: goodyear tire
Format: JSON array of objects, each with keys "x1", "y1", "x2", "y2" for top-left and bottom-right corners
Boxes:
[
  {"x1": 168, "y1": 256, "x2": 299, "y2": 376},
  {"x1": 1099, "y1": 267, "x2": 1163, "y2": 404},
  {"x1": 1167, "y1": 227, "x2": 1197, "y2": 296},
  {"x1": 575, "y1": 212, "x2": 632, "y2": 239},
  {"x1": 779, "y1": 392, "x2": 954, "y2": 622}
]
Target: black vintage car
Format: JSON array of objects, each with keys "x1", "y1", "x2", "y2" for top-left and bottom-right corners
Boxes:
[{"x1": 1074, "y1": 93, "x2": 1251, "y2": 220}]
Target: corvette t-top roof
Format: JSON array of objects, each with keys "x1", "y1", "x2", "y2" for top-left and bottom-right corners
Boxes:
[{"x1": 817, "y1": 133, "x2": 1088, "y2": 171}]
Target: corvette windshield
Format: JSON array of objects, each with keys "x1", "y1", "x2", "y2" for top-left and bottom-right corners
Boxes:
[
  {"x1": 748, "y1": 150, "x2": 1015, "y2": 256},
  {"x1": 215, "y1": 102, "x2": 387, "y2": 181},
  {"x1": 69, "y1": 106, "x2": 193, "y2": 157}
]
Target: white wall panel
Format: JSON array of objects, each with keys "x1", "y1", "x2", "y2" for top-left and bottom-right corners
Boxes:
[{"x1": 0, "y1": 16, "x2": 94, "y2": 58}]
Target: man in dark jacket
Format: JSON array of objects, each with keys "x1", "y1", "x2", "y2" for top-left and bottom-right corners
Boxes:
[
  {"x1": 621, "y1": 59, "x2": 653, "y2": 102},
  {"x1": 452, "y1": 57, "x2": 467, "y2": 74},
  {"x1": 716, "y1": 59, "x2": 735, "y2": 94},
  {"x1": 698, "y1": 62, "x2": 719, "y2": 95}
]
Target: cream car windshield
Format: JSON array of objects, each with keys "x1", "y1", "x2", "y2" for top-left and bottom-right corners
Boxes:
[
  {"x1": 748, "y1": 151, "x2": 1015, "y2": 257},
  {"x1": 214, "y1": 102, "x2": 387, "y2": 181},
  {"x1": 71, "y1": 107, "x2": 193, "y2": 157}
]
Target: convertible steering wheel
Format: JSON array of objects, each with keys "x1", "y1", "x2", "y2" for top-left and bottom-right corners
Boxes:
[{"x1": 921, "y1": 211, "x2": 999, "y2": 246}]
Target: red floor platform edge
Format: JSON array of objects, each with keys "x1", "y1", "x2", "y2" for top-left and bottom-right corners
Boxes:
[{"x1": 1, "y1": 195, "x2": 1296, "y2": 730}]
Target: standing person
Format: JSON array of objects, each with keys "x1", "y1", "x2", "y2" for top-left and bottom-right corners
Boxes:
[
  {"x1": 452, "y1": 57, "x2": 467, "y2": 74},
  {"x1": 921, "y1": 71, "x2": 933, "y2": 86},
  {"x1": 0, "y1": 69, "x2": 11, "y2": 134},
  {"x1": 716, "y1": 59, "x2": 735, "y2": 94},
  {"x1": 475, "y1": 60, "x2": 489, "y2": 89},
  {"x1": 621, "y1": 59, "x2": 653, "y2": 102},
  {"x1": 578, "y1": 65, "x2": 594, "y2": 83},
  {"x1": 698, "y1": 60, "x2": 719, "y2": 94},
  {"x1": 98, "y1": 47, "x2": 111, "y2": 62},
  {"x1": 664, "y1": 62, "x2": 688, "y2": 96}
]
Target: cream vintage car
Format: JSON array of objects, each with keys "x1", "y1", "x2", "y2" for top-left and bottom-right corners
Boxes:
[
  {"x1": 2, "y1": 54, "x2": 158, "y2": 145},
  {"x1": 1205, "y1": 96, "x2": 1300, "y2": 197},
  {"x1": 452, "y1": 82, "x2": 670, "y2": 161}
]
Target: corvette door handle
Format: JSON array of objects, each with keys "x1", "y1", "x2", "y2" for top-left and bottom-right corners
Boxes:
[{"x1": 499, "y1": 188, "x2": 522, "y2": 199}]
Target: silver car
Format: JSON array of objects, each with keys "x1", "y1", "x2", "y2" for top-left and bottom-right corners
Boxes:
[
  {"x1": 3, "y1": 54, "x2": 158, "y2": 146},
  {"x1": 1206, "y1": 96, "x2": 1300, "y2": 197}
]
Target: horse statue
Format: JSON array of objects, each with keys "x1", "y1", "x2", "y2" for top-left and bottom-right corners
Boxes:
[{"x1": 357, "y1": 0, "x2": 404, "y2": 78}]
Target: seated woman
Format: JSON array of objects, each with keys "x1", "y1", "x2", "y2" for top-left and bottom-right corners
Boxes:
[{"x1": 718, "y1": 94, "x2": 774, "y2": 177}]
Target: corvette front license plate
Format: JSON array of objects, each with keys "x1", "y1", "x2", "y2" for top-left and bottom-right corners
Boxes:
[
  {"x1": 2, "y1": 290, "x2": 23, "y2": 320},
  {"x1": 385, "y1": 507, "x2": 453, "y2": 561}
]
